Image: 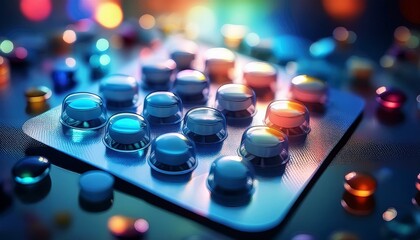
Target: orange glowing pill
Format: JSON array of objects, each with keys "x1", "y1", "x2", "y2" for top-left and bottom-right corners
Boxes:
[
  {"x1": 264, "y1": 100, "x2": 310, "y2": 136},
  {"x1": 243, "y1": 61, "x2": 277, "y2": 88},
  {"x1": 205, "y1": 48, "x2": 235, "y2": 82},
  {"x1": 344, "y1": 171, "x2": 377, "y2": 197},
  {"x1": 0, "y1": 56, "x2": 10, "y2": 86}
]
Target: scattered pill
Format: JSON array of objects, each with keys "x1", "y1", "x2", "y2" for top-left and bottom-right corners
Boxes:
[{"x1": 12, "y1": 156, "x2": 50, "y2": 185}]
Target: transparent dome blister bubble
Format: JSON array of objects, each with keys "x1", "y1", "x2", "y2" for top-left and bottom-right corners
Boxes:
[
  {"x1": 169, "y1": 40, "x2": 197, "y2": 70},
  {"x1": 143, "y1": 91, "x2": 183, "y2": 125},
  {"x1": 239, "y1": 126, "x2": 289, "y2": 167},
  {"x1": 141, "y1": 59, "x2": 176, "y2": 90},
  {"x1": 173, "y1": 70, "x2": 209, "y2": 104},
  {"x1": 207, "y1": 156, "x2": 255, "y2": 206},
  {"x1": 204, "y1": 47, "x2": 235, "y2": 83},
  {"x1": 99, "y1": 74, "x2": 140, "y2": 109},
  {"x1": 103, "y1": 113, "x2": 151, "y2": 152},
  {"x1": 60, "y1": 92, "x2": 107, "y2": 130},
  {"x1": 182, "y1": 107, "x2": 227, "y2": 144},
  {"x1": 215, "y1": 83, "x2": 257, "y2": 119},
  {"x1": 147, "y1": 133, "x2": 197, "y2": 175}
]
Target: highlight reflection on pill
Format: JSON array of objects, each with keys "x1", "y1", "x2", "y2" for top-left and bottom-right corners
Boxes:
[
  {"x1": 290, "y1": 75, "x2": 328, "y2": 104},
  {"x1": 12, "y1": 156, "x2": 51, "y2": 185},
  {"x1": 344, "y1": 171, "x2": 377, "y2": 197}
]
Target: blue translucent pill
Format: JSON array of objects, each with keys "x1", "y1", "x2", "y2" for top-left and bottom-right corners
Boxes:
[
  {"x1": 79, "y1": 170, "x2": 114, "y2": 203},
  {"x1": 215, "y1": 84, "x2": 257, "y2": 119},
  {"x1": 182, "y1": 107, "x2": 227, "y2": 144},
  {"x1": 103, "y1": 113, "x2": 151, "y2": 152},
  {"x1": 60, "y1": 92, "x2": 107, "y2": 130},
  {"x1": 143, "y1": 91, "x2": 183, "y2": 125},
  {"x1": 239, "y1": 126, "x2": 289, "y2": 167},
  {"x1": 207, "y1": 156, "x2": 255, "y2": 200},
  {"x1": 173, "y1": 70, "x2": 209, "y2": 104},
  {"x1": 12, "y1": 156, "x2": 51, "y2": 185},
  {"x1": 148, "y1": 133, "x2": 197, "y2": 175},
  {"x1": 141, "y1": 59, "x2": 176, "y2": 89},
  {"x1": 99, "y1": 74, "x2": 140, "y2": 109}
]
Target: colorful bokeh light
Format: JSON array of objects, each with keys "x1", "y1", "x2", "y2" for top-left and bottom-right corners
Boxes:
[
  {"x1": 134, "y1": 219, "x2": 149, "y2": 234},
  {"x1": 221, "y1": 24, "x2": 248, "y2": 49},
  {"x1": 0, "y1": 40, "x2": 14, "y2": 54},
  {"x1": 245, "y1": 33, "x2": 260, "y2": 47},
  {"x1": 96, "y1": 38, "x2": 110, "y2": 52},
  {"x1": 20, "y1": 0, "x2": 52, "y2": 22},
  {"x1": 107, "y1": 215, "x2": 148, "y2": 238},
  {"x1": 65, "y1": 57, "x2": 77, "y2": 68},
  {"x1": 382, "y1": 208, "x2": 398, "y2": 222},
  {"x1": 322, "y1": 0, "x2": 365, "y2": 20},
  {"x1": 67, "y1": 0, "x2": 97, "y2": 20},
  {"x1": 15, "y1": 47, "x2": 28, "y2": 60},
  {"x1": 139, "y1": 14, "x2": 156, "y2": 30},
  {"x1": 63, "y1": 30, "x2": 77, "y2": 44},
  {"x1": 310, "y1": 38, "x2": 335, "y2": 58},
  {"x1": 333, "y1": 27, "x2": 349, "y2": 42},
  {"x1": 0, "y1": 56, "x2": 10, "y2": 86},
  {"x1": 95, "y1": 2, "x2": 123, "y2": 29},
  {"x1": 394, "y1": 26, "x2": 411, "y2": 44},
  {"x1": 186, "y1": 6, "x2": 216, "y2": 40},
  {"x1": 400, "y1": 0, "x2": 420, "y2": 24},
  {"x1": 99, "y1": 54, "x2": 111, "y2": 66}
]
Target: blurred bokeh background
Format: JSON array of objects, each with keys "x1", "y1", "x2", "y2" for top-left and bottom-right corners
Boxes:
[{"x1": 1, "y1": 0, "x2": 419, "y2": 61}]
